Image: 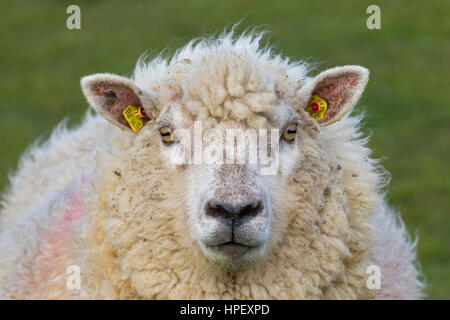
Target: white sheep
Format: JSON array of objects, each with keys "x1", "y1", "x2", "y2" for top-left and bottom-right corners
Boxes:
[{"x1": 0, "y1": 32, "x2": 423, "y2": 299}]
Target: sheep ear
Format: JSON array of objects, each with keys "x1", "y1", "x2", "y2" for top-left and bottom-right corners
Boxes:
[
  {"x1": 81, "y1": 73, "x2": 154, "y2": 132},
  {"x1": 299, "y1": 66, "x2": 369, "y2": 126}
]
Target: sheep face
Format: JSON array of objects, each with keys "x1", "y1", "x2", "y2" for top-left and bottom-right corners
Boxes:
[
  {"x1": 151, "y1": 102, "x2": 302, "y2": 272},
  {"x1": 81, "y1": 57, "x2": 369, "y2": 274}
]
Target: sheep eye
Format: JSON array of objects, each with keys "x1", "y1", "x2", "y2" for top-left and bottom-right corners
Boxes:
[
  {"x1": 283, "y1": 124, "x2": 297, "y2": 141},
  {"x1": 159, "y1": 127, "x2": 174, "y2": 144}
]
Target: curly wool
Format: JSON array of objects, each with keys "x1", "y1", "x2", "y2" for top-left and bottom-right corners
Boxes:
[{"x1": 134, "y1": 32, "x2": 309, "y2": 129}]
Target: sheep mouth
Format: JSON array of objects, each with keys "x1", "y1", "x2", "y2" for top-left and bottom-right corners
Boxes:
[
  {"x1": 205, "y1": 236, "x2": 262, "y2": 248},
  {"x1": 216, "y1": 241, "x2": 257, "y2": 249},
  {"x1": 207, "y1": 240, "x2": 263, "y2": 259},
  {"x1": 206, "y1": 241, "x2": 257, "y2": 252},
  {"x1": 202, "y1": 241, "x2": 266, "y2": 272}
]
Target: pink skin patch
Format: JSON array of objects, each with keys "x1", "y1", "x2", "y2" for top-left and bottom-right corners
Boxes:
[
  {"x1": 25, "y1": 186, "x2": 87, "y2": 299},
  {"x1": 376, "y1": 240, "x2": 407, "y2": 300},
  {"x1": 63, "y1": 194, "x2": 84, "y2": 222}
]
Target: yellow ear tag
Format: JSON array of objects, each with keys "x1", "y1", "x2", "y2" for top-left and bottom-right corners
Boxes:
[
  {"x1": 123, "y1": 105, "x2": 145, "y2": 132},
  {"x1": 306, "y1": 95, "x2": 327, "y2": 120}
]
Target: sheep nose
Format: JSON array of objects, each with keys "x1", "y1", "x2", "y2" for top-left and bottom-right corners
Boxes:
[{"x1": 206, "y1": 201, "x2": 263, "y2": 225}]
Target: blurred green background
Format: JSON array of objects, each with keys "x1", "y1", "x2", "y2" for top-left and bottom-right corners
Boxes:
[{"x1": 0, "y1": 0, "x2": 448, "y2": 299}]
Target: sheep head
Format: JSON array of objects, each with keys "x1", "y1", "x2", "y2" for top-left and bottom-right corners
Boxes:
[{"x1": 81, "y1": 51, "x2": 369, "y2": 274}]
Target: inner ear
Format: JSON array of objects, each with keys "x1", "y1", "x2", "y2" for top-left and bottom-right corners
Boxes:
[
  {"x1": 94, "y1": 82, "x2": 149, "y2": 129},
  {"x1": 313, "y1": 73, "x2": 359, "y2": 124}
]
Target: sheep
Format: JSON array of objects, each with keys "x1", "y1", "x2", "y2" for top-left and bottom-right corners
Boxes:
[{"x1": 0, "y1": 31, "x2": 424, "y2": 299}]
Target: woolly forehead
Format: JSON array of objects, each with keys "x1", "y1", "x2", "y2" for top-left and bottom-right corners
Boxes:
[
  {"x1": 155, "y1": 101, "x2": 300, "y2": 134},
  {"x1": 135, "y1": 49, "x2": 309, "y2": 130}
]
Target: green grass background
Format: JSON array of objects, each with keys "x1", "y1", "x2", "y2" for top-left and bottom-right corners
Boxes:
[{"x1": 0, "y1": 0, "x2": 448, "y2": 299}]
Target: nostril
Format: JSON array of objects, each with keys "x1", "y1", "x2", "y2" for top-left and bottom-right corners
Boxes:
[
  {"x1": 238, "y1": 202, "x2": 263, "y2": 217},
  {"x1": 206, "y1": 201, "x2": 263, "y2": 220},
  {"x1": 206, "y1": 203, "x2": 230, "y2": 218}
]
